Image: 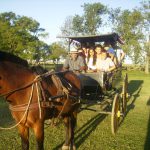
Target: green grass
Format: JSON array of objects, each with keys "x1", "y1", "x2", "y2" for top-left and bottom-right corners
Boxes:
[{"x1": 0, "y1": 71, "x2": 150, "y2": 150}]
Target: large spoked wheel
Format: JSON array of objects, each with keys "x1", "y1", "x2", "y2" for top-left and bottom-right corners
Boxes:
[
  {"x1": 111, "y1": 93, "x2": 122, "y2": 135},
  {"x1": 121, "y1": 73, "x2": 128, "y2": 115}
]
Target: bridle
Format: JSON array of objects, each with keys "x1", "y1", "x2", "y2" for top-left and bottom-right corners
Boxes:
[
  {"x1": 0, "y1": 70, "x2": 80, "y2": 129},
  {"x1": 0, "y1": 71, "x2": 53, "y2": 130}
]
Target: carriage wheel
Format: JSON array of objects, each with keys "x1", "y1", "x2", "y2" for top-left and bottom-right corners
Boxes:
[
  {"x1": 121, "y1": 73, "x2": 128, "y2": 115},
  {"x1": 111, "y1": 93, "x2": 122, "y2": 135}
]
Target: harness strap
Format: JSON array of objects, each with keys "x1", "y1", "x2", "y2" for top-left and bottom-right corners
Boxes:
[
  {"x1": 0, "y1": 83, "x2": 35, "y2": 130},
  {"x1": 0, "y1": 70, "x2": 54, "y2": 98},
  {"x1": 38, "y1": 81, "x2": 46, "y2": 101},
  {"x1": 9, "y1": 102, "x2": 39, "y2": 112},
  {"x1": 51, "y1": 74, "x2": 69, "y2": 96}
]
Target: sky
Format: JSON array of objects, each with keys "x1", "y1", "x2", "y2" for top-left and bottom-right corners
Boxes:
[{"x1": 0, "y1": 0, "x2": 143, "y2": 44}]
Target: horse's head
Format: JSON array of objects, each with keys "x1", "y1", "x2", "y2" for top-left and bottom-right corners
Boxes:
[{"x1": 0, "y1": 51, "x2": 36, "y2": 102}]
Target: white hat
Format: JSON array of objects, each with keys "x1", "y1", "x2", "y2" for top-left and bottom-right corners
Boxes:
[{"x1": 69, "y1": 47, "x2": 78, "y2": 53}]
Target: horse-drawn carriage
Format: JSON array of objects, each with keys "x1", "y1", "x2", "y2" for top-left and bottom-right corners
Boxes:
[
  {"x1": 58, "y1": 33, "x2": 128, "y2": 135},
  {"x1": 0, "y1": 33, "x2": 128, "y2": 150}
]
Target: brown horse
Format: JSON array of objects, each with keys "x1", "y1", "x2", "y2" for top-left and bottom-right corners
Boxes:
[{"x1": 0, "y1": 51, "x2": 81, "y2": 150}]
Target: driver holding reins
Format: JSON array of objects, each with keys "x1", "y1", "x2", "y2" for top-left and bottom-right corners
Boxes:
[{"x1": 63, "y1": 47, "x2": 86, "y2": 73}]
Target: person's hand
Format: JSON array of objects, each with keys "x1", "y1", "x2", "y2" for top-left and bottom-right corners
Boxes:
[{"x1": 73, "y1": 69, "x2": 81, "y2": 74}]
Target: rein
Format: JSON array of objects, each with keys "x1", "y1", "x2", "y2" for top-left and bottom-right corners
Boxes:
[
  {"x1": 0, "y1": 70, "x2": 54, "y2": 98},
  {"x1": 0, "y1": 71, "x2": 54, "y2": 130},
  {"x1": 0, "y1": 76, "x2": 39, "y2": 98},
  {"x1": 0, "y1": 70, "x2": 79, "y2": 129},
  {"x1": 0, "y1": 83, "x2": 35, "y2": 130}
]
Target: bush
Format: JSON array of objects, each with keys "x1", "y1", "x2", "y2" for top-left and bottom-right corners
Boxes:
[{"x1": 123, "y1": 64, "x2": 145, "y2": 71}]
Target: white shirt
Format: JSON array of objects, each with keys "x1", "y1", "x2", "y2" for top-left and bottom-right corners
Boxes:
[
  {"x1": 96, "y1": 57, "x2": 115, "y2": 72},
  {"x1": 116, "y1": 49, "x2": 124, "y2": 62},
  {"x1": 87, "y1": 57, "x2": 96, "y2": 70}
]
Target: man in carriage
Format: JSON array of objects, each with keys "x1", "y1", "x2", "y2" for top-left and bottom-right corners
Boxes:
[{"x1": 63, "y1": 47, "x2": 86, "y2": 73}]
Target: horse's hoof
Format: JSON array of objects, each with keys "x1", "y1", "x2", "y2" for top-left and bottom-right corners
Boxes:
[{"x1": 62, "y1": 145, "x2": 76, "y2": 150}]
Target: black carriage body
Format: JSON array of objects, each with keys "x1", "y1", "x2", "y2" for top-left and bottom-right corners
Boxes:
[
  {"x1": 78, "y1": 72, "x2": 104, "y2": 100},
  {"x1": 78, "y1": 70, "x2": 122, "y2": 100}
]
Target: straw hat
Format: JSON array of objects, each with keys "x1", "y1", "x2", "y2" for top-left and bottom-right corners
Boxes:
[{"x1": 69, "y1": 47, "x2": 78, "y2": 53}]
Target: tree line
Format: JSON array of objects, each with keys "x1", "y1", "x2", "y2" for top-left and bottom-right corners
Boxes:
[
  {"x1": 0, "y1": 1, "x2": 149, "y2": 73},
  {"x1": 0, "y1": 12, "x2": 67, "y2": 65}
]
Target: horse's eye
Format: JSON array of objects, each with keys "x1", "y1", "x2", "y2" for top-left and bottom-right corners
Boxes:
[{"x1": 0, "y1": 77, "x2": 1, "y2": 80}]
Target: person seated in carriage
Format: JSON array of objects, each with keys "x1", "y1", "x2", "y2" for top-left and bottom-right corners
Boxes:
[
  {"x1": 103, "y1": 42, "x2": 118, "y2": 67},
  {"x1": 95, "y1": 49, "x2": 116, "y2": 90},
  {"x1": 96, "y1": 49, "x2": 116, "y2": 72},
  {"x1": 106, "y1": 47, "x2": 119, "y2": 67},
  {"x1": 63, "y1": 47, "x2": 86, "y2": 73},
  {"x1": 95, "y1": 44, "x2": 103, "y2": 65},
  {"x1": 95, "y1": 44, "x2": 103, "y2": 55},
  {"x1": 116, "y1": 46, "x2": 125, "y2": 67},
  {"x1": 86, "y1": 47, "x2": 97, "y2": 72},
  {"x1": 81, "y1": 45, "x2": 90, "y2": 64}
]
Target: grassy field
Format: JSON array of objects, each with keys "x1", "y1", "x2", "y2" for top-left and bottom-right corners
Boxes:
[{"x1": 0, "y1": 71, "x2": 150, "y2": 150}]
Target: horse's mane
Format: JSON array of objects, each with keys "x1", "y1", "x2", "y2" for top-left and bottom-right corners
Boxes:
[
  {"x1": 31, "y1": 65, "x2": 48, "y2": 74},
  {"x1": 31, "y1": 65, "x2": 54, "y2": 84},
  {"x1": 0, "y1": 51, "x2": 29, "y2": 67}
]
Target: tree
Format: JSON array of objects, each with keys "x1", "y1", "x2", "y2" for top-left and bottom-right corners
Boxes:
[
  {"x1": 0, "y1": 12, "x2": 49, "y2": 62},
  {"x1": 109, "y1": 1, "x2": 149, "y2": 73},
  {"x1": 60, "y1": 16, "x2": 74, "y2": 36},
  {"x1": 109, "y1": 8, "x2": 145, "y2": 64},
  {"x1": 60, "y1": 2, "x2": 107, "y2": 36},
  {"x1": 139, "y1": 1, "x2": 150, "y2": 74},
  {"x1": 81, "y1": 3, "x2": 107, "y2": 35},
  {"x1": 48, "y1": 42, "x2": 67, "y2": 64}
]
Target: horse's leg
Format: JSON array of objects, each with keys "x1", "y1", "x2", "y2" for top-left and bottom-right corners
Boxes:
[
  {"x1": 62, "y1": 117, "x2": 70, "y2": 148},
  {"x1": 33, "y1": 121, "x2": 44, "y2": 150},
  {"x1": 62, "y1": 113, "x2": 77, "y2": 150},
  {"x1": 18, "y1": 124, "x2": 29, "y2": 150},
  {"x1": 70, "y1": 113, "x2": 77, "y2": 150}
]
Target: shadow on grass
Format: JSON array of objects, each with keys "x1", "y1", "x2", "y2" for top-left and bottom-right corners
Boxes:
[
  {"x1": 144, "y1": 97, "x2": 150, "y2": 150},
  {"x1": 128, "y1": 80, "x2": 144, "y2": 96},
  {"x1": 53, "y1": 113, "x2": 106, "y2": 150},
  {"x1": 126, "y1": 80, "x2": 143, "y2": 115}
]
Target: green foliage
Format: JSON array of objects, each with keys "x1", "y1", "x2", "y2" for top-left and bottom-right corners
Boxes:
[
  {"x1": 61, "y1": 2, "x2": 108, "y2": 36},
  {"x1": 72, "y1": 15, "x2": 84, "y2": 35},
  {"x1": 82, "y1": 3, "x2": 107, "y2": 34},
  {"x1": 60, "y1": 16, "x2": 74, "y2": 36},
  {"x1": 109, "y1": 1, "x2": 149, "y2": 73},
  {"x1": 0, "y1": 12, "x2": 49, "y2": 62},
  {"x1": 48, "y1": 42, "x2": 67, "y2": 64},
  {"x1": 109, "y1": 7, "x2": 148, "y2": 65}
]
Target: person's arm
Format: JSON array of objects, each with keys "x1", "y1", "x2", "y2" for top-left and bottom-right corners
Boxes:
[
  {"x1": 107, "y1": 58, "x2": 116, "y2": 72},
  {"x1": 62, "y1": 57, "x2": 69, "y2": 71},
  {"x1": 78, "y1": 56, "x2": 86, "y2": 72},
  {"x1": 108, "y1": 65, "x2": 116, "y2": 72}
]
